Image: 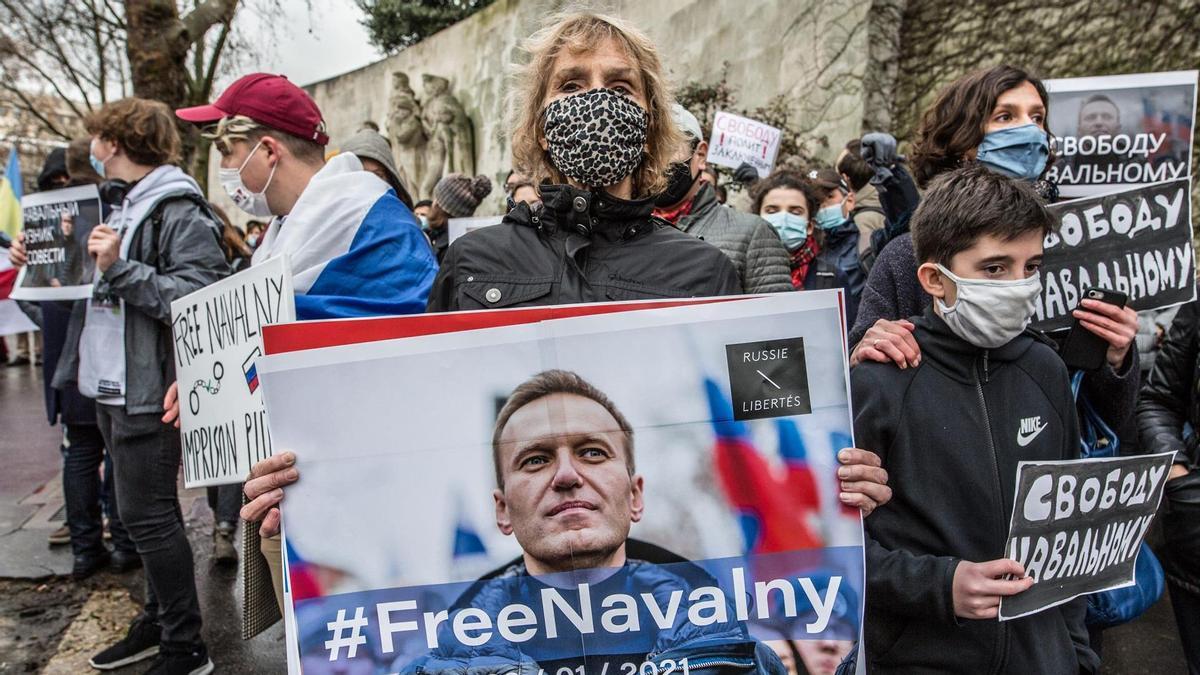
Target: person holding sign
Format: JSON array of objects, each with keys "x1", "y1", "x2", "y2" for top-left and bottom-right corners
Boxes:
[
  {"x1": 1137, "y1": 297, "x2": 1200, "y2": 672},
  {"x1": 850, "y1": 65, "x2": 1140, "y2": 444},
  {"x1": 426, "y1": 12, "x2": 742, "y2": 311},
  {"x1": 851, "y1": 165, "x2": 1097, "y2": 673},
  {"x1": 12, "y1": 98, "x2": 227, "y2": 675}
]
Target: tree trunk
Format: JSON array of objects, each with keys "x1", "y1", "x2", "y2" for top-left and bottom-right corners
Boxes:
[{"x1": 123, "y1": 0, "x2": 238, "y2": 176}]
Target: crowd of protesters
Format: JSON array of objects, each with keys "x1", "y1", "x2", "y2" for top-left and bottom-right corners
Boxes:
[{"x1": 4, "y1": 10, "x2": 1198, "y2": 675}]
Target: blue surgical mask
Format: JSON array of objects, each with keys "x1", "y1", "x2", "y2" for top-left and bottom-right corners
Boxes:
[
  {"x1": 976, "y1": 124, "x2": 1049, "y2": 182},
  {"x1": 88, "y1": 140, "x2": 110, "y2": 178},
  {"x1": 762, "y1": 211, "x2": 809, "y2": 251},
  {"x1": 815, "y1": 205, "x2": 845, "y2": 230}
]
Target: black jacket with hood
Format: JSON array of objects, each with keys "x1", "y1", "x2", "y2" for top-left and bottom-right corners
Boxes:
[
  {"x1": 851, "y1": 307, "x2": 1098, "y2": 675},
  {"x1": 426, "y1": 184, "x2": 742, "y2": 312}
]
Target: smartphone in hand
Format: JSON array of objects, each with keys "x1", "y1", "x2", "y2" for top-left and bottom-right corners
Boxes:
[{"x1": 1060, "y1": 288, "x2": 1128, "y2": 371}]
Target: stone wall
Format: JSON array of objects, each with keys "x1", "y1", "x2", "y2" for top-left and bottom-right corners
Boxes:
[
  {"x1": 206, "y1": 0, "x2": 879, "y2": 218},
  {"x1": 208, "y1": 0, "x2": 1200, "y2": 225}
]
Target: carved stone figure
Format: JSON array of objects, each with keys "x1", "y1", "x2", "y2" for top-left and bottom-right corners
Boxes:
[
  {"x1": 419, "y1": 74, "x2": 475, "y2": 198},
  {"x1": 388, "y1": 72, "x2": 428, "y2": 197}
]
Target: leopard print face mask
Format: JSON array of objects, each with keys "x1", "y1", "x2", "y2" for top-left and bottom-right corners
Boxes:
[{"x1": 542, "y1": 88, "x2": 648, "y2": 188}]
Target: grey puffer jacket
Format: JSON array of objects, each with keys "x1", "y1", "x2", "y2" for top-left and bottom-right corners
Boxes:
[
  {"x1": 676, "y1": 184, "x2": 793, "y2": 294},
  {"x1": 55, "y1": 185, "x2": 228, "y2": 416}
]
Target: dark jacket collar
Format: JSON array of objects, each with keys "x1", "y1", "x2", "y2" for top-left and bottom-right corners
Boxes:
[
  {"x1": 524, "y1": 183, "x2": 657, "y2": 242},
  {"x1": 913, "y1": 305, "x2": 1038, "y2": 385}
]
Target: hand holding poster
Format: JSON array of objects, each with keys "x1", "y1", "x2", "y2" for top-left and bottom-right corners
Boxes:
[
  {"x1": 999, "y1": 452, "x2": 1175, "y2": 620},
  {"x1": 706, "y1": 111, "x2": 782, "y2": 178},
  {"x1": 170, "y1": 255, "x2": 295, "y2": 487},
  {"x1": 1033, "y1": 178, "x2": 1195, "y2": 331},
  {"x1": 1045, "y1": 71, "x2": 1197, "y2": 198},
  {"x1": 11, "y1": 184, "x2": 102, "y2": 300},
  {"x1": 256, "y1": 291, "x2": 864, "y2": 675}
]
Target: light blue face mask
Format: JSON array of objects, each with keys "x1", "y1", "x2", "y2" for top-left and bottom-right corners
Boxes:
[
  {"x1": 762, "y1": 211, "x2": 809, "y2": 251},
  {"x1": 89, "y1": 143, "x2": 109, "y2": 178},
  {"x1": 976, "y1": 123, "x2": 1049, "y2": 182},
  {"x1": 814, "y1": 204, "x2": 845, "y2": 230}
]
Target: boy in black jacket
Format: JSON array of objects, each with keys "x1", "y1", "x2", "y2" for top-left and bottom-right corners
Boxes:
[{"x1": 852, "y1": 165, "x2": 1098, "y2": 674}]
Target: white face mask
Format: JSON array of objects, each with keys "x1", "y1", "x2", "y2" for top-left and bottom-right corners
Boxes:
[
  {"x1": 220, "y1": 140, "x2": 276, "y2": 218},
  {"x1": 934, "y1": 264, "x2": 1042, "y2": 349}
]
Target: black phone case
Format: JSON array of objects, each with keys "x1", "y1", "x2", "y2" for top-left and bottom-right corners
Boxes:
[{"x1": 1060, "y1": 289, "x2": 1127, "y2": 371}]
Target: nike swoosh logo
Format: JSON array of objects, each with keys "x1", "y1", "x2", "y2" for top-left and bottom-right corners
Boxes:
[{"x1": 1017, "y1": 423, "x2": 1049, "y2": 447}]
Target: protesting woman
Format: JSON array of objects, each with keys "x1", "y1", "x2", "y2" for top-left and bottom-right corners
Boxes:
[{"x1": 425, "y1": 12, "x2": 742, "y2": 310}]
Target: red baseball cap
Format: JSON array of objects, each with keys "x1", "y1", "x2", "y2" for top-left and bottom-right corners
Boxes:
[{"x1": 176, "y1": 73, "x2": 329, "y2": 146}]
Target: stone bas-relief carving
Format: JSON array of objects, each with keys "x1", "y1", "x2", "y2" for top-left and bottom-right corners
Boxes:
[
  {"x1": 387, "y1": 71, "x2": 476, "y2": 200},
  {"x1": 388, "y1": 72, "x2": 428, "y2": 198}
]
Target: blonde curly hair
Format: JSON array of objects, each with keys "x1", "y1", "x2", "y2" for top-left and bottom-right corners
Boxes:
[{"x1": 507, "y1": 11, "x2": 682, "y2": 199}]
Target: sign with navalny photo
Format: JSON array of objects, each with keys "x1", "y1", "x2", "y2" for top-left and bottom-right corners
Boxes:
[{"x1": 255, "y1": 291, "x2": 864, "y2": 675}]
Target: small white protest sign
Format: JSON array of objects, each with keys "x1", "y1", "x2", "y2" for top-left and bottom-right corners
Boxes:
[
  {"x1": 706, "y1": 111, "x2": 783, "y2": 178},
  {"x1": 447, "y1": 215, "x2": 502, "y2": 244},
  {"x1": 170, "y1": 255, "x2": 295, "y2": 488}
]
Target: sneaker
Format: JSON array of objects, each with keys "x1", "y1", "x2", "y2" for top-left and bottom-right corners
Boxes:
[
  {"x1": 48, "y1": 524, "x2": 71, "y2": 546},
  {"x1": 212, "y1": 523, "x2": 237, "y2": 565},
  {"x1": 143, "y1": 645, "x2": 213, "y2": 675},
  {"x1": 88, "y1": 617, "x2": 161, "y2": 670}
]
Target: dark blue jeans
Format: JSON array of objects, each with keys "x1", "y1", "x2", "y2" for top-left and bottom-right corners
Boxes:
[
  {"x1": 97, "y1": 404, "x2": 204, "y2": 652},
  {"x1": 62, "y1": 423, "x2": 134, "y2": 557}
]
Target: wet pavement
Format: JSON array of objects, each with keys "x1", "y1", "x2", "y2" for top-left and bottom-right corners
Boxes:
[
  {"x1": 0, "y1": 362, "x2": 1188, "y2": 673},
  {"x1": 0, "y1": 364, "x2": 284, "y2": 672}
]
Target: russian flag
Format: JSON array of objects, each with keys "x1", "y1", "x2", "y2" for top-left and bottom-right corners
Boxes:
[
  {"x1": 453, "y1": 515, "x2": 488, "y2": 559},
  {"x1": 1, "y1": 146, "x2": 21, "y2": 240},
  {"x1": 250, "y1": 152, "x2": 437, "y2": 321},
  {"x1": 284, "y1": 537, "x2": 323, "y2": 602},
  {"x1": 705, "y1": 379, "x2": 823, "y2": 555},
  {"x1": 0, "y1": 256, "x2": 36, "y2": 337},
  {"x1": 242, "y1": 347, "x2": 261, "y2": 394}
]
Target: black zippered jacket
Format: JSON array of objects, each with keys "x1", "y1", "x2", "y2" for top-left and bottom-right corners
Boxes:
[
  {"x1": 851, "y1": 307, "x2": 1099, "y2": 674},
  {"x1": 426, "y1": 184, "x2": 742, "y2": 312}
]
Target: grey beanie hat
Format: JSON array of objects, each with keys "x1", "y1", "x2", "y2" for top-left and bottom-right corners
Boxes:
[
  {"x1": 339, "y1": 129, "x2": 415, "y2": 208},
  {"x1": 433, "y1": 173, "x2": 493, "y2": 218}
]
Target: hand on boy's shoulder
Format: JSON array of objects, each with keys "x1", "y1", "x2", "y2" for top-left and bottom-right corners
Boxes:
[{"x1": 850, "y1": 348, "x2": 924, "y2": 391}]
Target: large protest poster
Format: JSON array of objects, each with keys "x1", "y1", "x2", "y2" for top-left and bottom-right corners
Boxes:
[
  {"x1": 10, "y1": 184, "x2": 102, "y2": 300},
  {"x1": 257, "y1": 291, "x2": 864, "y2": 675},
  {"x1": 999, "y1": 452, "x2": 1175, "y2": 620},
  {"x1": 1045, "y1": 71, "x2": 1197, "y2": 198},
  {"x1": 706, "y1": 111, "x2": 783, "y2": 178},
  {"x1": 170, "y1": 255, "x2": 295, "y2": 487},
  {"x1": 1032, "y1": 178, "x2": 1195, "y2": 331}
]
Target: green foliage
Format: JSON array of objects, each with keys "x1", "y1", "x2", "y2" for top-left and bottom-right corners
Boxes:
[
  {"x1": 356, "y1": 0, "x2": 496, "y2": 54},
  {"x1": 674, "y1": 63, "x2": 826, "y2": 175}
]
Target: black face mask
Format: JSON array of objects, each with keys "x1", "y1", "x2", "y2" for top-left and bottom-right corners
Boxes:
[
  {"x1": 654, "y1": 161, "x2": 699, "y2": 207},
  {"x1": 98, "y1": 179, "x2": 134, "y2": 206}
]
